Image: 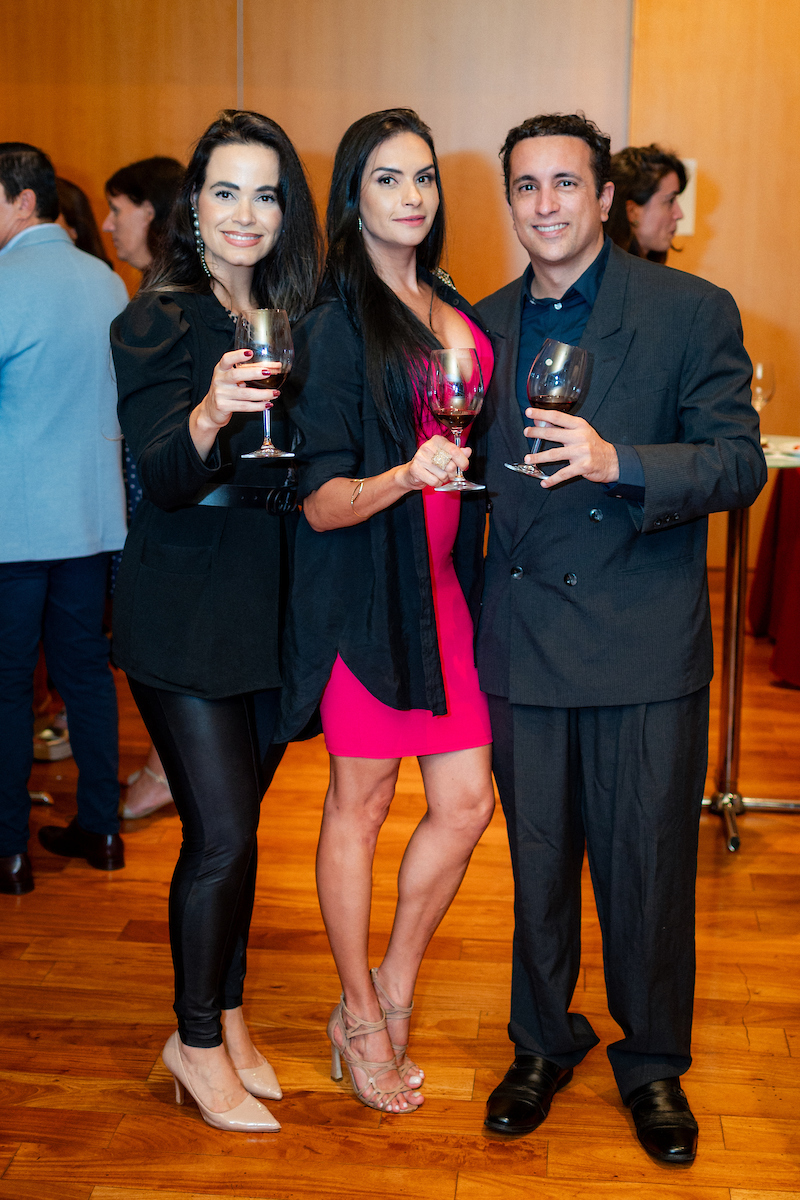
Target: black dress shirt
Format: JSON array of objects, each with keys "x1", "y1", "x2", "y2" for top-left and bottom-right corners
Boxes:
[{"x1": 515, "y1": 237, "x2": 644, "y2": 498}]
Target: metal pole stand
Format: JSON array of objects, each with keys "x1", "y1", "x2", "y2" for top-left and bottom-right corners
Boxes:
[{"x1": 703, "y1": 506, "x2": 800, "y2": 850}]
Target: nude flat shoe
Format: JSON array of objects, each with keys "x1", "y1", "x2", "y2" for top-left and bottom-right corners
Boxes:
[
  {"x1": 121, "y1": 765, "x2": 174, "y2": 819},
  {"x1": 235, "y1": 1061, "x2": 282, "y2": 1101},
  {"x1": 161, "y1": 1031, "x2": 280, "y2": 1132}
]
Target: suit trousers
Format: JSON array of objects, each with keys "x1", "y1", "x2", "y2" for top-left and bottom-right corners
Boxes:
[
  {"x1": 488, "y1": 687, "x2": 709, "y2": 1100},
  {"x1": 128, "y1": 680, "x2": 283, "y2": 1047},
  {"x1": 0, "y1": 554, "x2": 120, "y2": 856}
]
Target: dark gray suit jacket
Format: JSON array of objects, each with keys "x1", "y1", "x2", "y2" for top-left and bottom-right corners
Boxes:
[{"x1": 474, "y1": 242, "x2": 767, "y2": 708}]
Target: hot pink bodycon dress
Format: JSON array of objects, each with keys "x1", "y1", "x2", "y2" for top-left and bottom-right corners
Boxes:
[{"x1": 320, "y1": 315, "x2": 493, "y2": 758}]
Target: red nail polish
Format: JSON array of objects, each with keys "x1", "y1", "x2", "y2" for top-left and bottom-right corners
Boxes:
[
  {"x1": 243, "y1": 349, "x2": 253, "y2": 357},
  {"x1": 262, "y1": 369, "x2": 271, "y2": 375}
]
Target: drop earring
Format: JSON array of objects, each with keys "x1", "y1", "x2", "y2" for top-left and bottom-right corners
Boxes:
[
  {"x1": 192, "y1": 206, "x2": 212, "y2": 279},
  {"x1": 357, "y1": 215, "x2": 362, "y2": 232}
]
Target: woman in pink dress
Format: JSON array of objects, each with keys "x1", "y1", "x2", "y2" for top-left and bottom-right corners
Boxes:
[{"x1": 281, "y1": 110, "x2": 495, "y2": 1114}]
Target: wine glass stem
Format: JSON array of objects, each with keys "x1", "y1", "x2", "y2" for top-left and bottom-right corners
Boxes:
[
  {"x1": 453, "y1": 431, "x2": 465, "y2": 483},
  {"x1": 262, "y1": 398, "x2": 274, "y2": 449}
]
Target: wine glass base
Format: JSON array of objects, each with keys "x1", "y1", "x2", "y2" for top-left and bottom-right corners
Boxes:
[
  {"x1": 435, "y1": 480, "x2": 485, "y2": 492},
  {"x1": 505, "y1": 461, "x2": 546, "y2": 479},
  {"x1": 241, "y1": 448, "x2": 295, "y2": 459}
]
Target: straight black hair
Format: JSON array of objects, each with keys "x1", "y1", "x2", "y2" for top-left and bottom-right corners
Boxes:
[
  {"x1": 144, "y1": 110, "x2": 321, "y2": 322},
  {"x1": 0, "y1": 142, "x2": 59, "y2": 221},
  {"x1": 607, "y1": 144, "x2": 687, "y2": 264},
  {"x1": 326, "y1": 108, "x2": 445, "y2": 447},
  {"x1": 105, "y1": 156, "x2": 184, "y2": 259}
]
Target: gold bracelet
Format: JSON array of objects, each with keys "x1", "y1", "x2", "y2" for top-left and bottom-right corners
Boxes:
[{"x1": 350, "y1": 478, "x2": 365, "y2": 509}]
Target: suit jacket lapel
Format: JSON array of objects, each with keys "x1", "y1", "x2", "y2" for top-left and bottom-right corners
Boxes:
[
  {"x1": 484, "y1": 277, "x2": 529, "y2": 464},
  {"x1": 510, "y1": 242, "x2": 634, "y2": 550}
]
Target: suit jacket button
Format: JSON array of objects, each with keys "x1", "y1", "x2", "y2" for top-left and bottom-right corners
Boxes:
[
  {"x1": 589, "y1": 508, "x2": 603, "y2": 522},
  {"x1": 564, "y1": 572, "x2": 577, "y2": 586},
  {"x1": 672, "y1": 513, "x2": 680, "y2": 521},
  {"x1": 511, "y1": 565, "x2": 524, "y2": 578},
  {"x1": 654, "y1": 519, "x2": 663, "y2": 527}
]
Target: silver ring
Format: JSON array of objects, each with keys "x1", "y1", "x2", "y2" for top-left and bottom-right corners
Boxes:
[{"x1": 432, "y1": 448, "x2": 452, "y2": 468}]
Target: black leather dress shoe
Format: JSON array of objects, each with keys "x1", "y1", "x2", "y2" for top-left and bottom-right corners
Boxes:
[
  {"x1": 38, "y1": 817, "x2": 124, "y2": 870},
  {"x1": 485, "y1": 1055, "x2": 573, "y2": 1135},
  {"x1": 0, "y1": 852, "x2": 34, "y2": 895},
  {"x1": 626, "y1": 1078, "x2": 698, "y2": 1163}
]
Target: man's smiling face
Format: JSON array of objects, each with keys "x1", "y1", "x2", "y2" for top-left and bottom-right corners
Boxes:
[{"x1": 507, "y1": 134, "x2": 613, "y2": 279}]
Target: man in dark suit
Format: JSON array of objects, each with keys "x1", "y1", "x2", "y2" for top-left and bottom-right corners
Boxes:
[{"x1": 475, "y1": 114, "x2": 766, "y2": 1163}]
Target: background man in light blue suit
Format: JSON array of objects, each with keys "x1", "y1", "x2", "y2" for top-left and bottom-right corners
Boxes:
[{"x1": 0, "y1": 143, "x2": 129, "y2": 894}]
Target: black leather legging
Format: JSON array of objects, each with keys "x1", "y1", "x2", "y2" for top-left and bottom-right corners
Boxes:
[{"x1": 128, "y1": 679, "x2": 283, "y2": 1047}]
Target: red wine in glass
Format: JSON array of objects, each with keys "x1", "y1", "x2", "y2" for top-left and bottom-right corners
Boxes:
[
  {"x1": 428, "y1": 348, "x2": 485, "y2": 492},
  {"x1": 505, "y1": 339, "x2": 590, "y2": 479},
  {"x1": 234, "y1": 309, "x2": 295, "y2": 459}
]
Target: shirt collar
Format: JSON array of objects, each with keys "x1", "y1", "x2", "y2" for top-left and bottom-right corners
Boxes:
[{"x1": 522, "y1": 235, "x2": 611, "y2": 310}]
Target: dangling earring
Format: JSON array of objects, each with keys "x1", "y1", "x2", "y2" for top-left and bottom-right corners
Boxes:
[
  {"x1": 357, "y1": 215, "x2": 362, "y2": 232},
  {"x1": 192, "y1": 206, "x2": 212, "y2": 278}
]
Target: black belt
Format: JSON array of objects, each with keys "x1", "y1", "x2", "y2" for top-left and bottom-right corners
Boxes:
[{"x1": 198, "y1": 484, "x2": 298, "y2": 514}]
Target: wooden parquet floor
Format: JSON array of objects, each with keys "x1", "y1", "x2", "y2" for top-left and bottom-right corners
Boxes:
[{"x1": 2, "y1": 569, "x2": 800, "y2": 1199}]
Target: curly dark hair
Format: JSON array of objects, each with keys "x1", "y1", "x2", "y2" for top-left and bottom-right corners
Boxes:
[
  {"x1": 500, "y1": 113, "x2": 612, "y2": 200},
  {"x1": 143, "y1": 110, "x2": 321, "y2": 323},
  {"x1": 606, "y1": 144, "x2": 687, "y2": 263},
  {"x1": 325, "y1": 108, "x2": 446, "y2": 447}
]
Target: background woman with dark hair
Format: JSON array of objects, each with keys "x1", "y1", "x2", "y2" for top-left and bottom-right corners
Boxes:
[
  {"x1": 103, "y1": 155, "x2": 185, "y2": 269},
  {"x1": 55, "y1": 177, "x2": 112, "y2": 265},
  {"x1": 110, "y1": 110, "x2": 321, "y2": 1132},
  {"x1": 281, "y1": 109, "x2": 496, "y2": 1114},
  {"x1": 606, "y1": 144, "x2": 686, "y2": 263}
]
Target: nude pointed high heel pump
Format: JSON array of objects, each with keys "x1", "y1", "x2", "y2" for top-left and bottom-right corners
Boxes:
[
  {"x1": 370, "y1": 967, "x2": 424, "y2": 1088},
  {"x1": 234, "y1": 1060, "x2": 282, "y2": 1101},
  {"x1": 162, "y1": 1031, "x2": 280, "y2": 1132}
]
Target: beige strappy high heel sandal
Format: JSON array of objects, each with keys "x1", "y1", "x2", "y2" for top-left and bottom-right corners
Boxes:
[
  {"x1": 370, "y1": 967, "x2": 424, "y2": 1088},
  {"x1": 327, "y1": 996, "x2": 422, "y2": 1113}
]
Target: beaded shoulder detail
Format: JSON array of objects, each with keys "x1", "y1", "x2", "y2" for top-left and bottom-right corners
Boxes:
[{"x1": 431, "y1": 266, "x2": 456, "y2": 291}]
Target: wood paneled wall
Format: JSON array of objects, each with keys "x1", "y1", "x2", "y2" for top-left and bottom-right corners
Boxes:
[
  {"x1": 630, "y1": 0, "x2": 800, "y2": 565},
  {"x1": 1, "y1": 0, "x2": 631, "y2": 298}
]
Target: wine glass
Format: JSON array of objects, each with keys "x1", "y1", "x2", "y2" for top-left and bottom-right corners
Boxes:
[
  {"x1": 428, "y1": 348, "x2": 485, "y2": 492},
  {"x1": 505, "y1": 338, "x2": 591, "y2": 479},
  {"x1": 751, "y1": 360, "x2": 775, "y2": 414},
  {"x1": 235, "y1": 309, "x2": 294, "y2": 459}
]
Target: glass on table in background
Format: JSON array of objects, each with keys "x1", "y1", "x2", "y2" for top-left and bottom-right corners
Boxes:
[
  {"x1": 751, "y1": 360, "x2": 775, "y2": 414},
  {"x1": 505, "y1": 338, "x2": 591, "y2": 479},
  {"x1": 235, "y1": 309, "x2": 295, "y2": 459},
  {"x1": 428, "y1": 348, "x2": 485, "y2": 492}
]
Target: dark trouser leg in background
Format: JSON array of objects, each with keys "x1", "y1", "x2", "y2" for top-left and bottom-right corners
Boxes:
[
  {"x1": 0, "y1": 555, "x2": 119, "y2": 856},
  {"x1": 128, "y1": 681, "x2": 280, "y2": 1048},
  {"x1": 487, "y1": 689, "x2": 708, "y2": 1097}
]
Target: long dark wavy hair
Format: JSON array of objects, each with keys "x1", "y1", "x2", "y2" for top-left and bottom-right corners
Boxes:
[
  {"x1": 144, "y1": 110, "x2": 321, "y2": 321},
  {"x1": 606, "y1": 144, "x2": 687, "y2": 264},
  {"x1": 56, "y1": 178, "x2": 112, "y2": 266},
  {"x1": 326, "y1": 108, "x2": 446, "y2": 447}
]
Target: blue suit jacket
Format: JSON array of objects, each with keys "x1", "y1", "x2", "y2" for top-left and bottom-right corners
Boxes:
[{"x1": 0, "y1": 223, "x2": 129, "y2": 562}]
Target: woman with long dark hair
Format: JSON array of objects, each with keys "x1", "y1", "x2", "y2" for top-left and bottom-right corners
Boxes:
[
  {"x1": 606, "y1": 144, "x2": 687, "y2": 263},
  {"x1": 111, "y1": 110, "x2": 320, "y2": 1132},
  {"x1": 280, "y1": 110, "x2": 496, "y2": 1114}
]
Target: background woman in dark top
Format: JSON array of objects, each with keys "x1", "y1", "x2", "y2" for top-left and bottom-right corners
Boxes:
[
  {"x1": 281, "y1": 110, "x2": 495, "y2": 1114},
  {"x1": 606, "y1": 144, "x2": 686, "y2": 263},
  {"x1": 111, "y1": 110, "x2": 320, "y2": 1132}
]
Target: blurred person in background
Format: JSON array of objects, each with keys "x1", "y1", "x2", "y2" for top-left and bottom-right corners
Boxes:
[
  {"x1": 56, "y1": 177, "x2": 112, "y2": 264},
  {"x1": 0, "y1": 143, "x2": 128, "y2": 895},
  {"x1": 31, "y1": 177, "x2": 115, "y2": 765},
  {"x1": 102, "y1": 154, "x2": 184, "y2": 819},
  {"x1": 606, "y1": 144, "x2": 686, "y2": 264},
  {"x1": 103, "y1": 155, "x2": 184, "y2": 270}
]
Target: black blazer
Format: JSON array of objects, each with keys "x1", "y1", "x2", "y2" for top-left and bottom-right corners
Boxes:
[
  {"x1": 111, "y1": 290, "x2": 295, "y2": 698},
  {"x1": 475, "y1": 242, "x2": 767, "y2": 708},
  {"x1": 276, "y1": 277, "x2": 489, "y2": 741}
]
